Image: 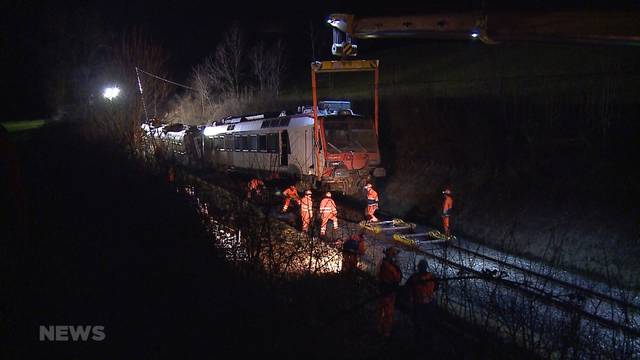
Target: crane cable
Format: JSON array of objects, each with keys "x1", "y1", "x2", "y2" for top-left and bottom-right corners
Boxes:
[{"x1": 136, "y1": 67, "x2": 197, "y2": 91}]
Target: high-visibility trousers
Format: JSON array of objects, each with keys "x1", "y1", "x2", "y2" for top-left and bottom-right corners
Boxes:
[
  {"x1": 441, "y1": 214, "x2": 450, "y2": 236},
  {"x1": 301, "y1": 211, "x2": 313, "y2": 232},
  {"x1": 378, "y1": 294, "x2": 396, "y2": 337},
  {"x1": 320, "y1": 213, "x2": 338, "y2": 235},
  {"x1": 282, "y1": 198, "x2": 297, "y2": 212},
  {"x1": 366, "y1": 204, "x2": 379, "y2": 222}
]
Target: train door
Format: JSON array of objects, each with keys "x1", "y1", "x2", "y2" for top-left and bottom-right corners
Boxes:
[{"x1": 281, "y1": 130, "x2": 290, "y2": 166}]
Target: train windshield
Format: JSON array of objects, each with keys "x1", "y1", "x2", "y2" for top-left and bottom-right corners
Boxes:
[{"x1": 323, "y1": 116, "x2": 378, "y2": 154}]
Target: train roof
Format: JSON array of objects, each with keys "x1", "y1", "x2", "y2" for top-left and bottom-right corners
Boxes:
[{"x1": 204, "y1": 113, "x2": 314, "y2": 137}]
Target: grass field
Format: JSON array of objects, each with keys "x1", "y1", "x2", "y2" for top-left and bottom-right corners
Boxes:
[{"x1": 1, "y1": 119, "x2": 46, "y2": 132}]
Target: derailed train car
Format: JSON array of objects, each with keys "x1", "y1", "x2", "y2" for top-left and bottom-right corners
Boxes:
[
  {"x1": 201, "y1": 101, "x2": 385, "y2": 195},
  {"x1": 142, "y1": 122, "x2": 204, "y2": 167}
]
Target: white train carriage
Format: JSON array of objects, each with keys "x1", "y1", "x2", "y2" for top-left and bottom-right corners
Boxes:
[
  {"x1": 202, "y1": 101, "x2": 385, "y2": 195},
  {"x1": 203, "y1": 112, "x2": 314, "y2": 178}
]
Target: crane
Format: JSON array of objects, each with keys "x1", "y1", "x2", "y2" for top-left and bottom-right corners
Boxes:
[{"x1": 327, "y1": 11, "x2": 640, "y2": 56}]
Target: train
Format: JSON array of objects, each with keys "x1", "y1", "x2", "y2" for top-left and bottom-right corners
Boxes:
[{"x1": 142, "y1": 101, "x2": 385, "y2": 195}]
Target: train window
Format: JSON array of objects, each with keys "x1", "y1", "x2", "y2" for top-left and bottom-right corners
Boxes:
[
  {"x1": 241, "y1": 135, "x2": 249, "y2": 151},
  {"x1": 267, "y1": 133, "x2": 279, "y2": 153},
  {"x1": 227, "y1": 124, "x2": 235, "y2": 131},
  {"x1": 249, "y1": 135, "x2": 258, "y2": 151},
  {"x1": 278, "y1": 118, "x2": 290, "y2": 127},
  {"x1": 281, "y1": 130, "x2": 291, "y2": 154},
  {"x1": 260, "y1": 120, "x2": 271, "y2": 129},
  {"x1": 224, "y1": 134, "x2": 233, "y2": 150},
  {"x1": 258, "y1": 134, "x2": 267, "y2": 152},
  {"x1": 234, "y1": 135, "x2": 242, "y2": 151}
]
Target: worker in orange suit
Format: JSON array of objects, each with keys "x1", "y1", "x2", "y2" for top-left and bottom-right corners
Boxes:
[
  {"x1": 281, "y1": 185, "x2": 300, "y2": 213},
  {"x1": 405, "y1": 259, "x2": 438, "y2": 347},
  {"x1": 378, "y1": 246, "x2": 402, "y2": 337},
  {"x1": 364, "y1": 183, "x2": 379, "y2": 222},
  {"x1": 246, "y1": 178, "x2": 264, "y2": 200},
  {"x1": 341, "y1": 232, "x2": 366, "y2": 273},
  {"x1": 300, "y1": 190, "x2": 314, "y2": 232},
  {"x1": 319, "y1": 192, "x2": 338, "y2": 236},
  {"x1": 441, "y1": 187, "x2": 453, "y2": 238}
]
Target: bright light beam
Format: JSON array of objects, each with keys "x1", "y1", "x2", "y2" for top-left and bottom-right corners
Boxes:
[{"x1": 103, "y1": 86, "x2": 121, "y2": 101}]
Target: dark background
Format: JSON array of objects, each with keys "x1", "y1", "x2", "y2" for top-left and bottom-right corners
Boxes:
[{"x1": 3, "y1": 0, "x2": 639, "y2": 120}]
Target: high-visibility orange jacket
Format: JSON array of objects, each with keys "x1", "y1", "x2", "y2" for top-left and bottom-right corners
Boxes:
[
  {"x1": 378, "y1": 257, "x2": 402, "y2": 293},
  {"x1": 300, "y1": 196, "x2": 313, "y2": 216},
  {"x1": 367, "y1": 188, "x2": 379, "y2": 205},
  {"x1": 406, "y1": 272, "x2": 438, "y2": 304},
  {"x1": 350, "y1": 234, "x2": 366, "y2": 256},
  {"x1": 319, "y1": 197, "x2": 337, "y2": 216},
  {"x1": 442, "y1": 194, "x2": 453, "y2": 216},
  {"x1": 283, "y1": 187, "x2": 300, "y2": 202},
  {"x1": 247, "y1": 178, "x2": 263, "y2": 190}
]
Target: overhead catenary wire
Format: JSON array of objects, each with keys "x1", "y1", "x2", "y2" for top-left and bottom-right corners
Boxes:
[
  {"x1": 135, "y1": 67, "x2": 197, "y2": 91},
  {"x1": 135, "y1": 66, "x2": 200, "y2": 123}
]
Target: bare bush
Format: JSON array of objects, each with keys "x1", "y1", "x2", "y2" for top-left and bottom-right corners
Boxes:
[
  {"x1": 175, "y1": 26, "x2": 288, "y2": 125},
  {"x1": 202, "y1": 24, "x2": 245, "y2": 98},
  {"x1": 86, "y1": 29, "x2": 169, "y2": 153},
  {"x1": 250, "y1": 39, "x2": 286, "y2": 96}
]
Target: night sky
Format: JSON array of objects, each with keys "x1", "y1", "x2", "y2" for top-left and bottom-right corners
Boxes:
[{"x1": 3, "y1": 0, "x2": 638, "y2": 119}]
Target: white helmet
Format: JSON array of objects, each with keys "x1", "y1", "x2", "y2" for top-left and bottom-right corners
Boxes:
[
  {"x1": 325, "y1": 192, "x2": 332, "y2": 198},
  {"x1": 364, "y1": 183, "x2": 372, "y2": 189},
  {"x1": 305, "y1": 190, "x2": 312, "y2": 195}
]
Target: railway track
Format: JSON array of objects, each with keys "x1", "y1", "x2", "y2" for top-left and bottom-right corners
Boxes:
[
  {"x1": 445, "y1": 241, "x2": 640, "y2": 316},
  {"x1": 320, "y1": 193, "x2": 640, "y2": 336},
  {"x1": 404, "y1": 238, "x2": 640, "y2": 337},
  {"x1": 308, "y1": 195, "x2": 640, "y2": 343},
  {"x1": 184, "y1": 169, "x2": 640, "y2": 355}
]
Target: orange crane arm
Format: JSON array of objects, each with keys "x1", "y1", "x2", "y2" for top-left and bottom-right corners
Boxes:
[{"x1": 328, "y1": 11, "x2": 640, "y2": 46}]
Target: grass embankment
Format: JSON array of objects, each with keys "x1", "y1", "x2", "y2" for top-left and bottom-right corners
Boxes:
[
  {"x1": 2, "y1": 123, "x2": 538, "y2": 359},
  {"x1": 1, "y1": 119, "x2": 46, "y2": 132}
]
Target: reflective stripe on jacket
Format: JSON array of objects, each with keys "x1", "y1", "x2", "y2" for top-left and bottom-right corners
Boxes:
[{"x1": 319, "y1": 198, "x2": 337, "y2": 215}]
